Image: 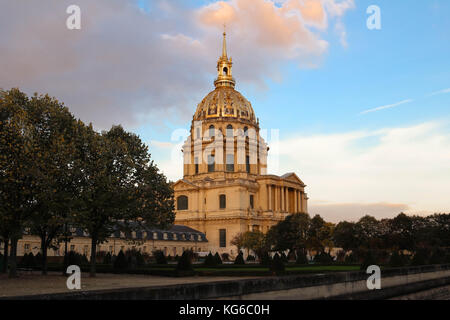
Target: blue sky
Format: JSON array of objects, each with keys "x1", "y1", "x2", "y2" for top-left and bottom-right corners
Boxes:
[{"x1": 2, "y1": 0, "x2": 449, "y2": 221}]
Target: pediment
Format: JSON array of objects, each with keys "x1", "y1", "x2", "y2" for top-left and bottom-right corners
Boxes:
[
  {"x1": 173, "y1": 179, "x2": 200, "y2": 191},
  {"x1": 281, "y1": 172, "x2": 305, "y2": 186}
]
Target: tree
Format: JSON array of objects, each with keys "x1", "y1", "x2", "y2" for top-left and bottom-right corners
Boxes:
[
  {"x1": 270, "y1": 213, "x2": 310, "y2": 254},
  {"x1": 333, "y1": 221, "x2": 359, "y2": 252},
  {"x1": 0, "y1": 89, "x2": 37, "y2": 277},
  {"x1": 73, "y1": 125, "x2": 174, "y2": 277},
  {"x1": 270, "y1": 253, "x2": 285, "y2": 275},
  {"x1": 24, "y1": 92, "x2": 81, "y2": 275}
]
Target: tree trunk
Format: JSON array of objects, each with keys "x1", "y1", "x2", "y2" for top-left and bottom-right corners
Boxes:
[
  {"x1": 89, "y1": 237, "x2": 97, "y2": 277},
  {"x1": 2, "y1": 238, "x2": 9, "y2": 273},
  {"x1": 8, "y1": 238, "x2": 18, "y2": 278},
  {"x1": 40, "y1": 239, "x2": 48, "y2": 275}
]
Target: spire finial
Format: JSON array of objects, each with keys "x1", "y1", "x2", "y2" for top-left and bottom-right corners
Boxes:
[{"x1": 222, "y1": 23, "x2": 227, "y2": 58}]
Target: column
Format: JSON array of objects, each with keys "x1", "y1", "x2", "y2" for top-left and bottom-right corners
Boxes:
[
  {"x1": 268, "y1": 185, "x2": 272, "y2": 211},
  {"x1": 274, "y1": 186, "x2": 279, "y2": 212},
  {"x1": 294, "y1": 189, "x2": 298, "y2": 213}
]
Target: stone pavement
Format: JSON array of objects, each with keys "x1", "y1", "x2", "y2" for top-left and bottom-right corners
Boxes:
[{"x1": 0, "y1": 271, "x2": 258, "y2": 298}]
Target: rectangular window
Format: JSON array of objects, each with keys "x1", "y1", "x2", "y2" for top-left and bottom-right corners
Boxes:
[
  {"x1": 246, "y1": 155, "x2": 250, "y2": 173},
  {"x1": 219, "y1": 194, "x2": 226, "y2": 209},
  {"x1": 219, "y1": 229, "x2": 226, "y2": 248},
  {"x1": 208, "y1": 155, "x2": 215, "y2": 172},
  {"x1": 226, "y1": 154, "x2": 234, "y2": 172},
  {"x1": 250, "y1": 195, "x2": 254, "y2": 209},
  {"x1": 194, "y1": 156, "x2": 199, "y2": 174}
]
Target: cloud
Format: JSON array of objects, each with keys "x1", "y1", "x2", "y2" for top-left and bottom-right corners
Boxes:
[
  {"x1": 309, "y1": 202, "x2": 410, "y2": 223},
  {"x1": 360, "y1": 99, "x2": 414, "y2": 115},
  {"x1": 269, "y1": 121, "x2": 450, "y2": 219},
  {"x1": 430, "y1": 88, "x2": 450, "y2": 96},
  {"x1": 0, "y1": 0, "x2": 354, "y2": 129}
]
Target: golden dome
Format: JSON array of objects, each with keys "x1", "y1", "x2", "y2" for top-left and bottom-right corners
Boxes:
[
  {"x1": 193, "y1": 30, "x2": 257, "y2": 125},
  {"x1": 194, "y1": 87, "x2": 256, "y2": 124}
]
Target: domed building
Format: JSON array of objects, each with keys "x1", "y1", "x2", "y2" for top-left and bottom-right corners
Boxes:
[{"x1": 173, "y1": 31, "x2": 309, "y2": 257}]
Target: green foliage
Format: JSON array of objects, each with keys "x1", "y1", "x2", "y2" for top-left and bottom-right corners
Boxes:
[
  {"x1": 214, "y1": 252, "x2": 222, "y2": 265},
  {"x1": 270, "y1": 253, "x2": 285, "y2": 275},
  {"x1": 113, "y1": 251, "x2": 128, "y2": 270},
  {"x1": 234, "y1": 251, "x2": 245, "y2": 265},
  {"x1": 389, "y1": 251, "x2": 409, "y2": 268},
  {"x1": 360, "y1": 250, "x2": 378, "y2": 271},
  {"x1": 429, "y1": 248, "x2": 447, "y2": 265}
]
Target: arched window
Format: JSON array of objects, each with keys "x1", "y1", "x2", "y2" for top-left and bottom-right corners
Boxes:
[
  {"x1": 209, "y1": 125, "x2": 215, "y2": 137},
  {"x1": 177, "y1": 195, "x2": 188, "y2": 210},
  {"x1": 226, "y1": 154, "x2": 234, "y2": 172},
  {"x1": 226, "y1": 124, "x2": 233, "y2": 137},
  {"x1": 208, "y1": 154, "x2": 215, "y2": 172},
  {"x1": 219, "y1": 194, "x2": 226, "y2": 209},
  {"x1": 223, "y1": 67, "x2": 228, "y2": 75},
  {"x1": 244, "y1": 126, "x2": 248, "y2": 136}
]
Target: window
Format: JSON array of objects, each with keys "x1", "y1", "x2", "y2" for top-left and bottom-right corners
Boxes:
[
  {"x1": 208, "y1": 155, "x2": 215, "y2": 172},
  {"x1": 219, "y1": 229, "x2": 226, "y2": 248},
  {"x1": 226, "y1": 154, "x2": 234, "y2": 172},
  {"x1": 244, "y1": 126, "x2": 248, "y2": 136},
  {"x1": 223, "y1": 67, "x2": 228, "y2": 75},
  {"x1": 246, "y1": 155, "x2": 250, "y2": 173},
  {"x1": 226, "y1": 124, "x2": 233, "y2": 137},
  {"x1": 209, "y1": 125, "x2": 215, "y2": 137},
  {"x1": 70, "y1": 245, "x2": 75, "y2": 251},
  {"x1": 163, "y1": 233, "x2": 168, "y2": 240},
  {"x1": 194, "y1": 157, "x2": 199, "y2": 174},
  {"x1": 153, "y1": 232, "x2": 158, "y2": 240},
  {"x1": 177, "y1": 195, "x2": 188, "y2": 210},
  {"x1": 219, "y1": 194, "x2": 226, "y2": 209},
  {"x1": 250, "y1": 195, "x2": 254, "y2": 209}
]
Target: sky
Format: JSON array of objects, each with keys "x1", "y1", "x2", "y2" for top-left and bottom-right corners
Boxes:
[{"x1": 1, "y1": 0, "x2": 449, "y2": 222}]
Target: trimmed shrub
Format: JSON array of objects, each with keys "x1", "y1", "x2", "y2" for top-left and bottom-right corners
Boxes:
[
  {"x1": 234, "y1": 251, "x2": 245, "y2": 265},
  {"x1": 270, "y1": 253, "x2": 285, "y2": 275},
  {"x1": 204, "y1": 252, "x2": 217, "y2": 267},
  {"x1": 113, "y1": 250, "x2": 128, "y2": 270},
  {"x1": 176, "y1": 250, "x2": 194, "y2": 273},
  {"x1": 314, "y1": 252, "x2": 334, "y2": 264},
  {"x1": 411, "y1": 248, "x2": 429, "y2": 266},
  {"x1": 260, "y1": 252, "x2": 272, "y2": 266},
  {"x1": 280, "y1": 252, "x2": 288, "y2": 263},
  {"x1": 214, "y1": 252, "x2": 222, "y2": 265},
  {"x1": 345, "y1": 252, "x2": 358, "y2": 264},
  {"x1": 103, "y1": 252, "x2": 112, "y2": 265},
  {"x1": 22, "y1": 253, "x2": 36, "y2": 268},
  {"x1": 295, "y1": 251, "x2": 308, "y2": 265},
  {"x1": 221, "y1": 253, "x2": 230, "y2": 262},
  {"x1": 246, "y1": 254, "x2": 256, "y2": 262},
  {"x1": 154, "y1": 250, "x2": 167, "y2": 265}
]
